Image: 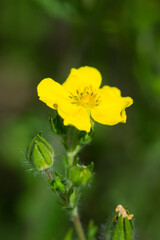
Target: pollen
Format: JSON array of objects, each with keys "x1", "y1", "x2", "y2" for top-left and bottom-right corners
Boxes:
[{"x1": 69, "y1": 85, "x2": 101, "y2": 108}]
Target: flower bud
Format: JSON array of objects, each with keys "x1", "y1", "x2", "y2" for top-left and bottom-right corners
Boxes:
[
  {"x1": 105, "y1": 205, "x2": 134, "y2": 240},
  {"x1": 69, "y1": 163, "x2": 93, "y2": 186},
  {"x1": 27, "y1": 134, "x2": 54, "y2": 171}
]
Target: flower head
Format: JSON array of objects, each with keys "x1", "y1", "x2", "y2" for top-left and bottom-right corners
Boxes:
[{"x1": 37, "y1": 66, "x2": 133, "y2": 132}]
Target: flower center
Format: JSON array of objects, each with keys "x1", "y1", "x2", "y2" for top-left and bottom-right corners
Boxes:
[{"x1": 69, "y1": 85, "x2": 101, "y2": 108}]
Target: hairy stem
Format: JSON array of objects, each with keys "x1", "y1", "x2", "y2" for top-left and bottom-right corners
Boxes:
[
  {"x1": 45, "y1": 169, "x2": 53, "y2": 181},
  {"x1": 67, "y1": 145, "x2": 82, "y2": 166},
  {"x1": 72, "y1": 208, "x2": 86, "y2": 240}
]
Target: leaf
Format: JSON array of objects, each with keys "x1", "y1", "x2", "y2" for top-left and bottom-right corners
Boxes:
[
  {"x1": 64, "y1": 228, "x2": 73, "y2": 240},
  {"x1": 52, "y1": 177, "x2": 65, "y2": 194},
  {"x1": 34, "y1": 0, "x2": 76, "y2": 20},
  {"x1": 87, "y1": 220, "x2": 98, "y2": 240}
]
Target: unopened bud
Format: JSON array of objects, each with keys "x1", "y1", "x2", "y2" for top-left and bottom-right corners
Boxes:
[
  {"x1": 27, "y1": 134, "x2": 54, "y2": 171},
  {"x1": 105, "y1": 204, "x2": 134, "y2": 240},
  {"x1": 69, "y1": 163, "x2": 93, "y2": 186}
]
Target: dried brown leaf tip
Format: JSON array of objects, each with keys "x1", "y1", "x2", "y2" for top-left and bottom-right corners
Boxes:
[{"x1": 115, "y1": 204, "x2": 134, "y2": 220}]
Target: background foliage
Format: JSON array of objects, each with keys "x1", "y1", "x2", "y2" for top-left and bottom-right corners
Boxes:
[{"x1": 0, "y1": 0, "x2": 160, "y2": 239}]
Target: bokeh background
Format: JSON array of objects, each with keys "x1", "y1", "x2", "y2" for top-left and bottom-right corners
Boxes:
[{"x1": 0, "y1": 0, "x2": 160, "y2": 239}]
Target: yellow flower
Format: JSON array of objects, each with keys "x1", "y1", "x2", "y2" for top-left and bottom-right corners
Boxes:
[{"x1": 37, "y1": 66, "x2": 133, "y2": 132}]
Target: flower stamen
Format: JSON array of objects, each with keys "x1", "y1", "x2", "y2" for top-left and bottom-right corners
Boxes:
[{"x1": 69, "y1": 86, "x2": 101, "y2": 108}]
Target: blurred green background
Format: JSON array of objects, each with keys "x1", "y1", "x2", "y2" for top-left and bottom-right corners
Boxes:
[{"x1": 0, "y1": 0, "x2": 160, "y2": 239}]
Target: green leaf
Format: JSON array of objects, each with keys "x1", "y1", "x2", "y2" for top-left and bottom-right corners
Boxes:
[
  {"x1": 112, "y1": 215, "x2": 125, "y2": 240},
  {"x1": 34, "y1": 0, "x2": 76, "y2": 21},
  {"x1": 52, "y1": 177, "x2": 66, "y2": 194},
  {"x1": 37, "y1": 133, "x2": 54, "y2": 155},
  {"x1": 87, "y1": 220, "x2": 98, "y2": 240},
  {"x1": 64, "y1": 228, "x2": 73, "y2": 240}
]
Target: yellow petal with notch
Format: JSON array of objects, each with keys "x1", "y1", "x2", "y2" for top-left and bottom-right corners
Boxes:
[
  {"x1": 63, "y1": 66, "x2": 102, "y2": 94},
  {"x1": 37, "y1": 78, "x2": 68, "y2": 109},
  {"x1": 91, "y1": 86, "x2": 133, "y2": 125}
]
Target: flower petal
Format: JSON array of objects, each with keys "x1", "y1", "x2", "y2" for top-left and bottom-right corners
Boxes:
[
  {"x1": 91, "y1": 86, "x2": 133, "y2": 125},
  {"x1": 57, "y1": 100, "x2": 91, "y2": 132},
  {"x1": 37, "y1": 78, "x2": 68, "y2": 109},
  {"x1": 62, "y1": 66, "x2": 102, "y2": 93}
]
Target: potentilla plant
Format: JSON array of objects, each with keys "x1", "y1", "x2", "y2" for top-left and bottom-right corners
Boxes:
[{"x1": 27, "y1": 66, "x2": 134, "y2": 240}]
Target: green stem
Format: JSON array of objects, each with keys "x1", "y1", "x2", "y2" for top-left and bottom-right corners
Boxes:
[
  {"x1": 67, "y1": 145, "x2": 82, "y2": 166},
  {"x1": 71, "y1": 128, "x2": 78, "y2": 149},
  {"x1": 67, "y1": 151, "x2": 75, "y2": 166},
  {"x1": 66, "y1": 128, "x2": 86, "y2": 239},
  {"x1": 72, "y1": 207, "x2": 86, "y2": 240}
]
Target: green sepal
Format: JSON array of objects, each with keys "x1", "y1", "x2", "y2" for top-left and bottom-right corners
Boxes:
[
  {"x1": 126, "y1": 209, "x2": 134, "y2": 229},
  {"x1": 55, "y1": 170, "x2": 63, "y2": 178},
  {"x1": 49, "y1": 114, "x2": 57, "y2": 134},
  {"x1": 49, "y1": 113, "x2": 68, "y2": 135},
  {"x1": 124, "y1": 217, "x2": 133, "y2": 240},
  {"x1": 105, "y1": 213, "x2": 117, "y2": 240},
  {"x1": 27, "y1": 136, "x2": 36, "y2": 160},
  {"x1": 112, "y1": 215, "x2": 125, "y2": 240},
  {"x1": 78, "y1": 130, "x2": 94, "y2": 145},
  {"x1": 37, "y1": 133, "x2": 54, "y2": 155},
  {"x1": 87, "y1": 220, "x2": 98, "y2": 240}
]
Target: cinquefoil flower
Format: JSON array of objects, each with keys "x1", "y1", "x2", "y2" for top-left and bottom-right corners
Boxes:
[{"x1": 37, "y1": 66, "x2": 133, "y2": 132}]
